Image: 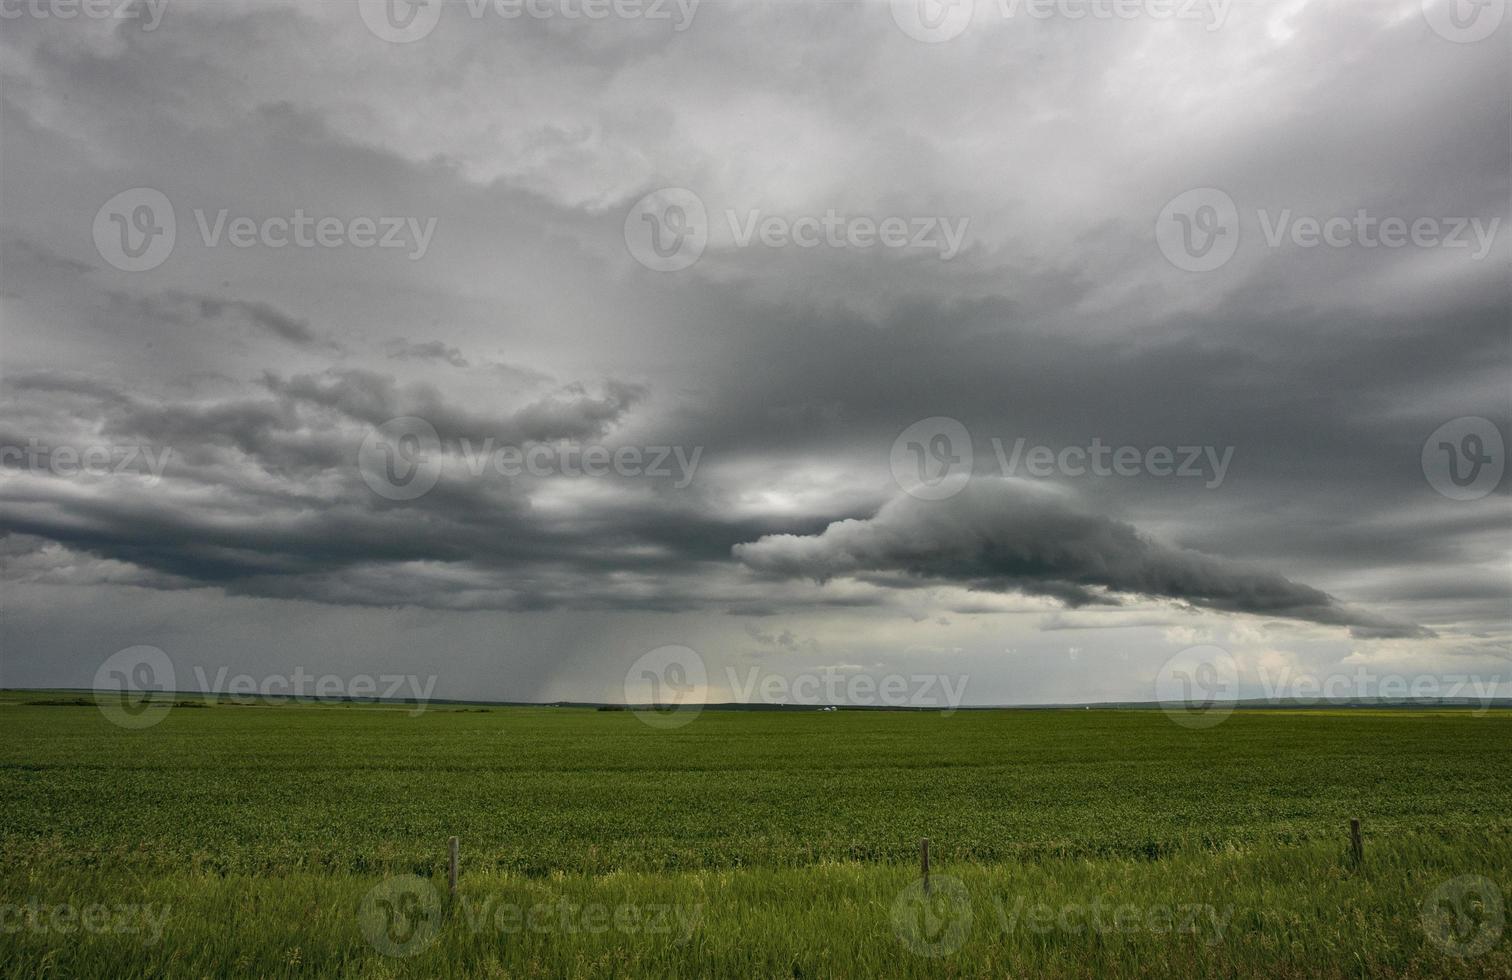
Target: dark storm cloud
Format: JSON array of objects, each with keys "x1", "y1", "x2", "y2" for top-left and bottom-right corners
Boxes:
[
  {"x1": 192, "y1": 295, "x2": 325, "y2": 348},
  {"x1": 1, "y1": 273, "x2": 1500, "y2": 633},
  {"x1": 102, "y1": 290, "x2": 337, "y2": 349},
  {"x1": 4, "y1": 371, "x2": 135, "y2": 407},
  {"x1": 735, "y1": 479, "x2": 1431, "y2": 639},
  {"x1": 1, "y1": 238, "x2": 94, "y2": 278},
  {"x1": 387, "y1": 339, "x2": 470, "y2": 367},
  {"x1": 264, "y1": 370, "x2": 647, "y2": 445},
  {"x1": 637, "y1": 270, "x2": 1508, "y2": 602},
  {"x1": 0, "y1": 237, "x2": 332, "y2": 349},
  {"x1": 0, "y1": 370, "x2": 830, "y2": 613},
  {"x1": 0, "y1": 0, "x2": 1507, "y2": 692}
]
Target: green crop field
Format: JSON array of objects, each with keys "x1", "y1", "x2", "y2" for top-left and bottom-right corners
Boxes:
[{"x1": 1, "y1": 697, "x2": 1508, "y2": 977}]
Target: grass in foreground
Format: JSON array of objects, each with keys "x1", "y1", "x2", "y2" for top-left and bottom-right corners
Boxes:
[{"x1": 2, "y1": 833, "x2": 1507, "y2": 978}]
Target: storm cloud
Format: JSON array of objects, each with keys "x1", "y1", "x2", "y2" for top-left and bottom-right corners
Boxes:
[
  {"x1": 0, "y1": 0, "x2": 1506, "y2": 701},
  {"x1": 735, "y1": 480, "x2": 1432, "y2": 639}
]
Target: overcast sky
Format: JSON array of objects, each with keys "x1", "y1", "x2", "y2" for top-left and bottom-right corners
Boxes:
[{"x1": 1, "y1": 0, "x2": 1508, "y2": 707}]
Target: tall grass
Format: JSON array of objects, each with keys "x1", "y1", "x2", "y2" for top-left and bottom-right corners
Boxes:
[{"x1": 1, "y1": 833, "x2": 1507, "y2": 977}]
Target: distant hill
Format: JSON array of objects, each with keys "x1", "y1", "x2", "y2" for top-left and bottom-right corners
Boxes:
[{"x1": 4, "y1": 689, "x2": 1509, "y2": 712}]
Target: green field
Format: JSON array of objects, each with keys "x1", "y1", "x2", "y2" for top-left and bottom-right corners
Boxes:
[{"x1": 1, "y1": 697, "x2": 1508, "y2": 977}]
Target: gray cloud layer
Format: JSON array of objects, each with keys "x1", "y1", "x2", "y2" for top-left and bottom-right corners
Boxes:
[
  {"x1": 736, "y1": 480, "x2": 1432, "y2": 638},
  {"x1": 0, "y1": 1, "x2": 1507, "y2": 695}
]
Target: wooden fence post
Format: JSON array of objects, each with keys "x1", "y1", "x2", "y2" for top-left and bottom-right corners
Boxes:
[{"x1": 449, "y1": 835, "x2": 460, "y2": 898}]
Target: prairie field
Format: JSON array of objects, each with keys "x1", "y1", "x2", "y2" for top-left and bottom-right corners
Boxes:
[{"x1": 1, "y1": 697, "x2": 1508, "y2": 977}]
